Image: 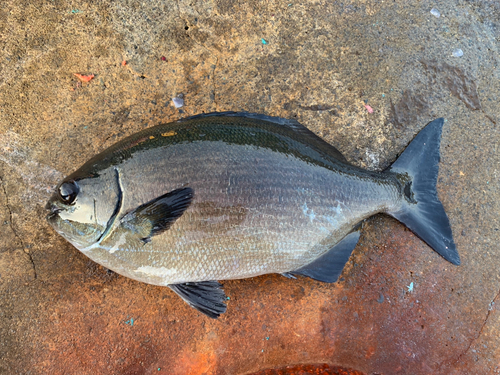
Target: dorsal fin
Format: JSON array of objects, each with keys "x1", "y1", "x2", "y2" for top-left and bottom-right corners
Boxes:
[{"x1": 179, "y1": 111, "x2": 347, "y2": 163}]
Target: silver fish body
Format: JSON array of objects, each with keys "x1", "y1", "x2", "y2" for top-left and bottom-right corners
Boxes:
[{"x1": 46, "y1": 112, "x2": 459, "y2": 317}]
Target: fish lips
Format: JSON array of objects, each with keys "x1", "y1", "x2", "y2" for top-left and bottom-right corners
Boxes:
[
  {"x1": 44, "y1": 199, "x2": 86, "y2": 246},
  {"x1": 45, "y1": 198, "x2": 64, "y2": 221}
]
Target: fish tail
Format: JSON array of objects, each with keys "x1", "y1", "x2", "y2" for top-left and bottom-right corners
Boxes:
[{"x1": 386, "y1": 118, "x2": 460, "y2": 265}]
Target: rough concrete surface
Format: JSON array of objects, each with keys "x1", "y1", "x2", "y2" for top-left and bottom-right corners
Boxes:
[{"x1": 0, "y1": 0, "x2": 499, "y2": 374}]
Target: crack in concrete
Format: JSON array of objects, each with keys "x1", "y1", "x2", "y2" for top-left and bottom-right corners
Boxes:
[
  {"x1": 211, "y1": 56, "x2": 219, "y2": 110},
  {"x1": 447, "y1": 287, "x2": 500, "y2": 368},
  {"x1": 0, "y1": 178, "x2": 37, "y2": 280},
  {"x1": 175, "y1": 1, "x2": 219, "y2": 111},
  {"x1": 174, "y1": 0, "x2": 181, "y2": 16}
]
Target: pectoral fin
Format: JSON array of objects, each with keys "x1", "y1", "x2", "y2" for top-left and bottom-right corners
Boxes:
[
  {"x1": 291, "y1": 227, "x2": 361, "y2": 283},
  {"x1": 169, "y1": 281, "x2": 227, "y2": 318},
  {"x1": 120, "y1": 187, "x2": 194, "y2": 242}
]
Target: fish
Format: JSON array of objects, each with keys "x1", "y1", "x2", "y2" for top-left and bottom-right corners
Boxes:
[{"x1": 46, "y1": 112, "x2": 460, "y2": 318}]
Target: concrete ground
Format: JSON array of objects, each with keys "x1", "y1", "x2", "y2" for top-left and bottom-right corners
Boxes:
[{"x1": 0, "y1": 0, "x2": 499, "y2": 374}]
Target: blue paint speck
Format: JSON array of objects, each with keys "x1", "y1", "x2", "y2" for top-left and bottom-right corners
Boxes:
[
  {"x1": 261, "y1": 38, "x2": 267, "y2": 45},
  {"x1": 377, "y1": 293, "x2": 384, "y2": 303},
  {"x1": 407, "y1": 282, "x2": 414, "y2": 293}
]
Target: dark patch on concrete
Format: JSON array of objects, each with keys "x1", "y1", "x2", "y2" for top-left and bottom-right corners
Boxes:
[
  {"x1": 421, "y1": 60, "x2": 482, "y2": 110},
  {"x1": 299, "y1": 104, "x2": 335, "y2": 111},
  {"x1": 390, "y1": 90, "x2": 432, "y2": 127}
]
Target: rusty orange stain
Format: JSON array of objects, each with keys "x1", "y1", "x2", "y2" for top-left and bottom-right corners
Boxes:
[
  {"x1": 175, "y1": 351, "x2": 217, "y2": 375},
  {"x1": 73, "y1": 73, "x2": 95, "y2": 82},
  {"x1": 161, "y1": 131, "x2": 177, "y2": 137},
  {"x1": 248, "y1": 363, "x2": 366, "y2": 374},
  {"x1": 365, "y1": 345, "x2": 376, "y2": 359}
]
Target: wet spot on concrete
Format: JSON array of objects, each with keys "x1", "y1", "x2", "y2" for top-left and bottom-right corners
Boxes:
[
  {"x1": 390, "y1": 90, "x2": 431, "y2": 127},
  {"x1": 420, "y1": 60, "x2": 482, "y2": 111}
]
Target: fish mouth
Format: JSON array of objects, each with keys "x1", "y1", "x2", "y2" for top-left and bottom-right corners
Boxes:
[{"x1": 45, "y1": 201, "x2": 63, "y2": 220}]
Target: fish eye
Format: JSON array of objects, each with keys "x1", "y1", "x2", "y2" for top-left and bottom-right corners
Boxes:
[{"x1": 58, "y1": 180, "x2": 79, "y2": 205}]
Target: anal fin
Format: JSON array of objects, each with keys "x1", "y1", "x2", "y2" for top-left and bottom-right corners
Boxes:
[
  {"x1": 291, "y1": 228, "x2": 361, "y2": 283},
  {"x1": 169, "y1": 281, "x2": 227, "y2": 319}
]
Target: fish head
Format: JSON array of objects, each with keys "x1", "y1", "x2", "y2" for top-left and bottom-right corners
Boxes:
[{"x1": 46, "y1": 169, "x2": 121, "y2": 249}]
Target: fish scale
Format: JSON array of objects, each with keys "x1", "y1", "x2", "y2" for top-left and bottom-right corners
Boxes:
[{"x1": 85, "y1": 138, "x2": 399, "y2": 283}]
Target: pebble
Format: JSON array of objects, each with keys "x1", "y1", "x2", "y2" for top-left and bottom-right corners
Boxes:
[
  {"x1": 172, "y1": 96, "x2": 184, "y2": 108},
  {"x1": 430, "y1": 8, "x2": 440, "y2": 18}
]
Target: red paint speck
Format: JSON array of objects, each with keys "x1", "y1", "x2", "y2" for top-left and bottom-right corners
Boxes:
[
  {"x1": 161, "y1": 56, "x2": 167, "y2": 61},
  {"x1": 73, "y1": 73, "x2": 94, "y2": 82}
]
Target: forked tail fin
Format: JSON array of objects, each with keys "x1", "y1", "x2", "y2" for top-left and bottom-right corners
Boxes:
[{"x1": 386, "y1": 118, "x2": 460, "y2": 265}]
